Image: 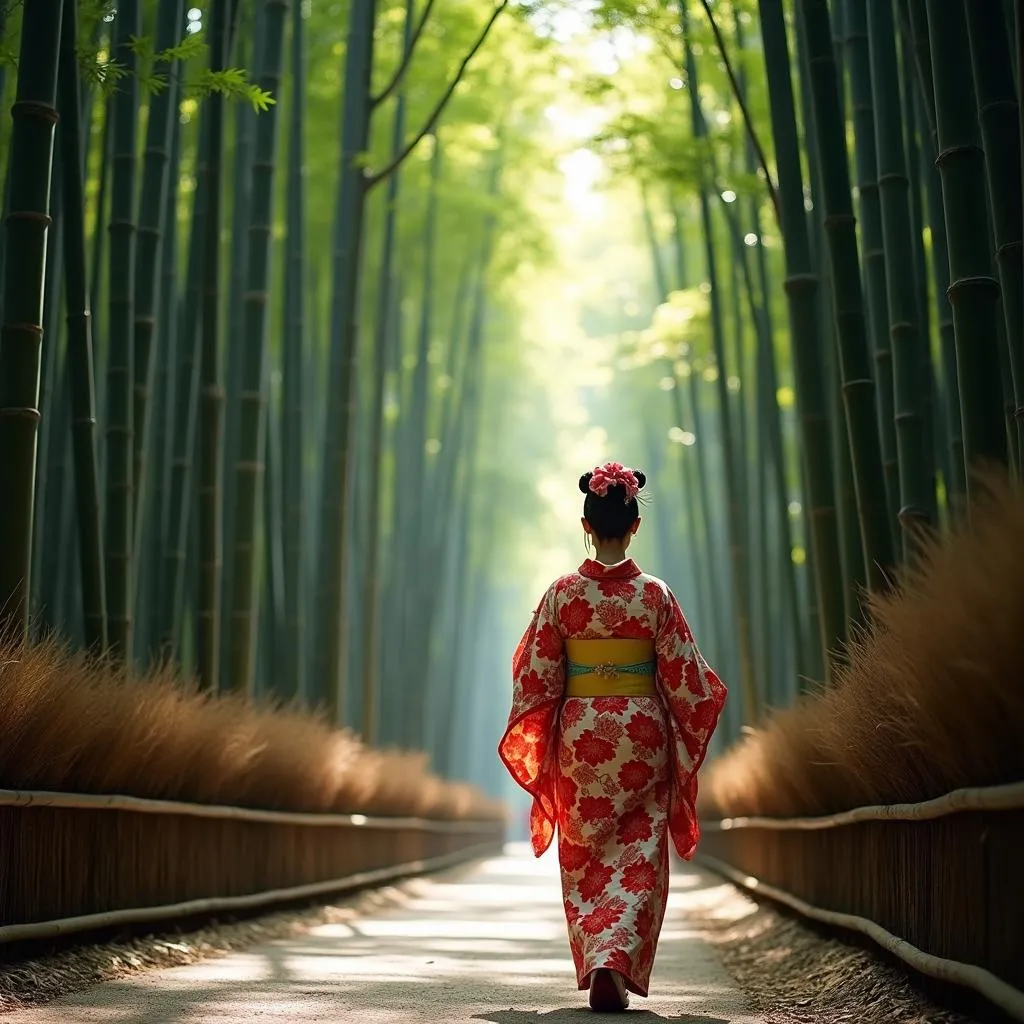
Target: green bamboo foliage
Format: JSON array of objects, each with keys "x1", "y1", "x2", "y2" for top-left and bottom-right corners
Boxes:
[
  {"x1": 57, "y1": 0, "x2": 107, "y2": 651},
  {"x1": 280, "y1": 0, "x2": 308, "y2": 703},
  {"x1": 866, "y1": 1, "x2": 936, "y2": 554},
  {"x1": 925, "y1": 0, "x2": 1009, "y2": 482},
  {"x1": 963, "y1": 0, "x2": 1024, "y2": 469},
  {"x1": 0, "y1": 0, "x2": 64, "y2": 645},
  {"x1": 104, "y1": 0, "x2": 141, "y2": 657},
  {"x1": 227, "y1": 0, "x2": 289, "y2": 694},
  {"x1": 798, "y1": 0, "x2": 895, "y2": 590}
]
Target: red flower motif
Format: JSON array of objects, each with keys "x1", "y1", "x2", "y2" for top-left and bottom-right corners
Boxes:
[
  {"x1": 596, "y1": 600, "x2": 627, "y2": 629},
  {"x1": 674, "y1": 610, "x2": 694, "y2": 643},
  {"x1": 684, "y1": 658, "x2": 703, "y2": 696},
  {"x1": 593, "y1": 717, "x2": 625, "y2": 745},
  {"x1": 617, "y1": 805, "x2": 654, "y2": 845},
  {"x1": 578, "y1": 795, "x2": 615, "y2": 821},
  {"x1": 618, "y1": 758, "x2": 655, "y2": 792},
  {"x1": 534, "y1": 621, "x2": 563, "y2": 661},
  {"x1": 688, "y1": 697, "x2": 718, "y2": 732},
  {"x1": 564, "y1": 898, "x2": 581, "y2": 925},
  {"x1": 579, "y1": 861, "x2": 615, "y2": 902},
  {"x1": 518, "y1": 669, "x2": 548, "y2": 699},
  {"x1": 682, "y1": 727, "x2": 702, "y2": 762},
  {"x1": 580, "y1": 897, "x2": 626, "y2": 936},
  {"x1": 554, "y1": 574, "x2": 577, "y2": 595},
  {"x1": 635, "y1": 904, "x2": 655, "y2": 940},
  {"x1": 596, "y1": 578, "x2": 635, "y2": 599},
  {"x1": 502, "y1": 731, "x2": 528, "y2": 761},
  {"x1": 573, "y1": 728, "x2": 615, "y2": 766},
  {"x1": 603, "y1": 948, "x2": 633, "y2": 976},
  {"x1": 625, "y1": 711, "x2": 664, "y2": 750},
  {"x1": 561, "y1": 699, "x2": 585, "y2": 729},
  {"x1": 598, "y1": 926, "x2": 632, "y2": 952},
  {"x1": 559, "y1": 596, "x2": 594, "y2": 635},
  {"x1": 659, "y1": 654, "x2": 685, "y2": 692},
  {"x1": 618, "y1": 615, "x2": 653, "y2": 638},
  {"x1": 621, "y1": 858, "x2": 658, "y2": 894},
  {"x1": 641, "y1": 580, "x2": 663, "y2": 611},
  {"x1": 573, "y1": 762, "x2": 599, "y2": 786},
  {"x1": 593, "y1": 696, "x2": 629, "y2": 716},
  {"x1": 654, "y1": 779, "x2": 671, "y2": 810},
  {"x1": 557, "y1": 773, "x2": 579, "y2": 812},
  {"x1": 559, "y1": 839, "x2": 591, "y2": 872}
]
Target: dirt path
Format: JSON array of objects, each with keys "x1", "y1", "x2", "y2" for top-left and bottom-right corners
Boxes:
[{"x1": 9, "y1": 845, "x2": 762, "y2": 1023}]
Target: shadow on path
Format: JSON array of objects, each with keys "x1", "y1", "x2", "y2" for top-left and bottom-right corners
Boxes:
[{"x1": 473, "y1": 1012, "x2": 732, "y2": 1023}]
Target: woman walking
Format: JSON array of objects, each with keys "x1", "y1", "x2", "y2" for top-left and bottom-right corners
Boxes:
[{"x1": 498, "y1": 462, "x2": 727, "y2": 1012}]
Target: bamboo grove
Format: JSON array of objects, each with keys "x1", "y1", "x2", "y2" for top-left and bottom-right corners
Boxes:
[
  {"x1": 0, "y1": 0, "x2": 1020, "y2": 788},
  {"x1": 575, "y1": 0, "x2": 1021, "y2": 744},
  {"x1": 0, "y1": 0, "x2": 556, "y2": 788}
]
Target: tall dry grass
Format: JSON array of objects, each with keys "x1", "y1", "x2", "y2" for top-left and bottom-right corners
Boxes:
[
  {"x1": 0, "y1": 641, "x2": 505, "y2": 821},
  {"x1": 702, "y1": 472, "x2": 1024, "y2": 819}
]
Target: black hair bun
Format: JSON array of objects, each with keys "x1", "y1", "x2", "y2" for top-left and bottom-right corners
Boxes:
[
  {"x1": 579, "y1": 472, "x2": 593, "y2": 494},
  {"x1": 633, "y1": 470, "x2": 647, "y2": 489}
]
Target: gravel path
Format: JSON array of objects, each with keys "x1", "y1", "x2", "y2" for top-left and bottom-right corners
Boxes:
[{"x1": 1, "y1": 844, "x2": 987, "y2": 1023}]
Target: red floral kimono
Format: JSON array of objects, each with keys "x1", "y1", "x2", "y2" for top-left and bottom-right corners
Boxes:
[{"x1": 498, "y1": 558, "x2": 727, "y2": 998}]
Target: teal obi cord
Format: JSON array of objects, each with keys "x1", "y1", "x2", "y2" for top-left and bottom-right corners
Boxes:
[{"x1": 566, "y1": 660, "x2": 656, "y2": 678}]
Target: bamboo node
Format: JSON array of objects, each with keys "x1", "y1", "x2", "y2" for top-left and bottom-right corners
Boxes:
[
  {"x1": 0, "y1": 406, "x2": 41, "y2": 422},
  {"x1": 1, "y1": 321, "x2": 43, "y2": 336},
  {"x1": 4, "y1": 210, "x2": 53, "y2": 227},
  {"x1": 783, "y1": 273, "x2": 817, "y2": 294},
  {"x1": 10, "y1": 100, "x2": 59, "y2": 124},
  {"x1": 945, "y1": 275, "x2": 1000, "y2": 299},
  {"x1": 823, "y1": 213, "x2": 856, "y2": 228},
  {"x1": 934, "y1": 143, "x2": 984, "y2": 167}
]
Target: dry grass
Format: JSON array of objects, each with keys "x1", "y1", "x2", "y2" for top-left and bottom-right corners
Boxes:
[
  {"x1": 0, "y1": 641, "x2": 505, "y2": 822},
  {"x1": 685, "y1": 869, "x2": 983, "y2": 1024},
  {"x1": 701, "y1": 472, "x2": 1024, "y2": 819}
]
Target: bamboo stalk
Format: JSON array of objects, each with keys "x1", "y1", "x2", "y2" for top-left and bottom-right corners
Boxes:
[
  {"x1": 58, "y1": 0, "x2": 107, "y2": 651},
  {"x1": 925, "y1": 0, "x2": 1009, "y2": 481},
  {"x1": 227, "y1": 0, "x2": 290, "y2": 694},
  {"x1": 0, "y1": 0, "x2": 64, "y2": 645}
]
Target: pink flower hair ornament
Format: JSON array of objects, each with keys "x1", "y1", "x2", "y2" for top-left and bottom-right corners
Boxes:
[{"x1": 588, "y1": 462, "x2": 640, "y2": 502}]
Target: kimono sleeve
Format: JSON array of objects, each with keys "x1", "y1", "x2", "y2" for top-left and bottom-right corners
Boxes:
[
  {"x1": 654, "y1": 585, "x2": 727, "y2": 860},
  {"x1": 497, "y1": 584, "x2": 566, "y2": 857}
]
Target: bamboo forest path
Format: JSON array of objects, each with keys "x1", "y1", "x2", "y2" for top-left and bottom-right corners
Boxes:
[{"x1": 12, "y1": 847, "x2": 762, "y2": 1023}]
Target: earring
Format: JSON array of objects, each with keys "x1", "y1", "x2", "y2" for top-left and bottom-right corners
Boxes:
[{"x1": 584, "y1": 533, "x2": 591, "y2": 554}]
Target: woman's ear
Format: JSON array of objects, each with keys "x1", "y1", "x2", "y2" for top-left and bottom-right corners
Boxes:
[
  {"x1": 631, "y1": 518, "x2": 642, "y2": 536},
  {"x1": 581, "y1": 517, "x2": 592, "y2": 535}
]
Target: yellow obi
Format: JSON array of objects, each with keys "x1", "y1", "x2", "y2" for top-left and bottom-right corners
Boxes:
[{"x1": 564, "y1": 638, "x2": 657, "y2": 697}]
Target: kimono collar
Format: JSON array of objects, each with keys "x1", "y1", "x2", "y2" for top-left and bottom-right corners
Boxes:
[{"x1": 578, "y1": 558, "x2": 642, "y2": 580}]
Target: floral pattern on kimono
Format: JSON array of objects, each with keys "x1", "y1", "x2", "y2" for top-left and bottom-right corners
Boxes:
[{"x1": 498, "y1": 558, "x2": 727, "y2": 997}]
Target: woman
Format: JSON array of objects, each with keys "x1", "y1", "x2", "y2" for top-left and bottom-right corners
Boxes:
[{"x1": 498, "y1": 462, "x2": 727, "y2": 1012}]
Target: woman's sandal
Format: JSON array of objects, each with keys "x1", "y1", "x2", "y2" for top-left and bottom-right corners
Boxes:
[{"x1": 589, "y1": 968, "x2": 630, "y2": 1012}]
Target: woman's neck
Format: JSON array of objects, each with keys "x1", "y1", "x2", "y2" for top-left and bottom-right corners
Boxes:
[{"x1": 593, "y1": 543, "x2": 629, "y2": 566}]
